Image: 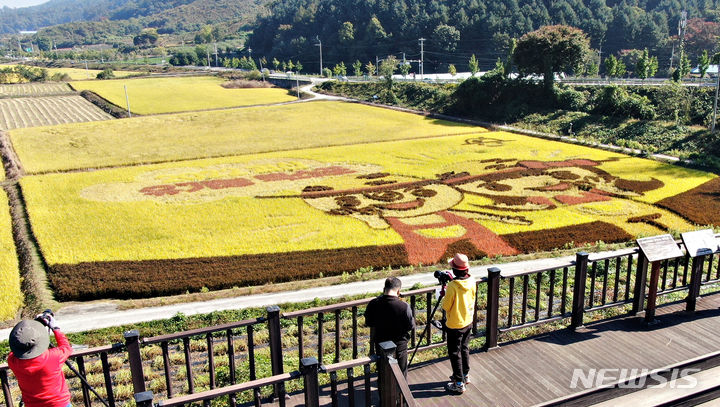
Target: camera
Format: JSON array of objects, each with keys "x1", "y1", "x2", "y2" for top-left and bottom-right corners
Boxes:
[
  {"x1": 35, "y1": 309, "x2": 54, "y2": 327},
  {"x1": 434, "y1": 270, "x2": 454, "y2": 285}
]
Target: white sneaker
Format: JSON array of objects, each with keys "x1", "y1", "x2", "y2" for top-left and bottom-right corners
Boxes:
[
  {"x1": 446, "y1": 381, "x2": 466, "y2": 394},
  {"x1": 449, "y1": 374, "x2": 471, "y2": 384}
]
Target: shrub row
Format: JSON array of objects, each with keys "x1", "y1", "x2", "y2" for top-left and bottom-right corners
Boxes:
[{"x1": 78, "y1": 90, "x2": 131, "y2": 119}]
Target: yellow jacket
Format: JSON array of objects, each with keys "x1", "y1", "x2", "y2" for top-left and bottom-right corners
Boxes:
[{"x1": 441, "y1": 276, "x2": 477, "y2": 329}]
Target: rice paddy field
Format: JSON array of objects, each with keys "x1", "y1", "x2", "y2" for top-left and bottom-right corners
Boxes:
[
  {"x1": 9, "y1": 102, "x2": 471, "y2": 173},
  {"x1": 69, "y1": 76, "x2": 298, "y2": 114},
  {"x1": 0, "y1": 191, "x2": 22, "y2": 320},
  {"x1": 14, "y1": 102, "x2": 717, "y2": 300}
]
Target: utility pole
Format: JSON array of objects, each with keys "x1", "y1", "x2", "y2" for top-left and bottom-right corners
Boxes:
[
  {"x1": 419, "y1": 38, "x2": 425, "y2": 80},
  {"x1": 213, "y1": 42, "x2": 218, "y2": 67},
  {"x1": 315, "y1": 36, "x2": 322, "y2": 75}
]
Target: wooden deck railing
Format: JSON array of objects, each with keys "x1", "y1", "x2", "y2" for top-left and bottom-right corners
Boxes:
[{"x1": 1, "y1": 233, "x2": 719, "y2": 406}]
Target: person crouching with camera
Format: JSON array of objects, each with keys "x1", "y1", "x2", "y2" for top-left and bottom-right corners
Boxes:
[
  {"x1": 442, "y1": 253, "x2": 476, "y2": 394},
  {"x1": 8, "y1": 312, "x2": 73, "y2": 407}
]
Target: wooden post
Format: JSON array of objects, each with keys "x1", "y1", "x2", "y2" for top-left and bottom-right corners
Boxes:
[
  {"x1": 300, "y1": 357, "x2": 320, "y2": 407},
  {"x1": 687, "y1": 255, "x2": 705, "y2": 312},
  {"x1": 124, "y1": 330, "x2": 147, "y2": 395},
  {"x1": 378, "y1": 341, "x2": 398, "y2": 407},
  {"x1": 0, "y1": 369, "x2": 14, "y2": 407},
  {"x1": 134, "y1": 391, "x2": 153, "y2": 407},
  {"x1": 267, "y1": 306, "x2": 285, "y2": 401},
  {"x1": 645, "y1": 261, "x2": 662, "y2": 324},
  {"x1": 571, "y1": 252, "x2": 589, "y2": 330},
  {"x1": 632, "y1": 253, "x2": 649, "y2": 315},
  {"x1": 485, "y1": 267, "x2": 501, "y2": 350}
]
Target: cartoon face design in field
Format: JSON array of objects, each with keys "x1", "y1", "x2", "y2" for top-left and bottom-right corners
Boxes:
[
  {"x1": 301, "y1": 180, "x2": 464, "y2": 229},
  {"x1": 445, "y1": 159, "x2": 663, "y2": 214}
]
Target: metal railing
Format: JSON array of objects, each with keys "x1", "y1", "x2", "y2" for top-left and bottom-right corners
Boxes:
[{"x1": 1, "y1": 233, "x2": 719, "y2": 406}]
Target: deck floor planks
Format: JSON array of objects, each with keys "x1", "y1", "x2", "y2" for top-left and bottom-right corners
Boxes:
[{"x1": 253, "y1": 293, "x2": 720, "y2": 406}]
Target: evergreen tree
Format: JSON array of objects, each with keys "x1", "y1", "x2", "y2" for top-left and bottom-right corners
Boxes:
[
  {"x1": 365, "y1": 61, "x2": 376, "y2": 76},
  {"x1": 468, "y1": 54, "x2": 479, "y2": 76},
  {"x1": 635, "y1": 49, "x2": 649, "y2": 79},
  {"x1": 698, "y1": 50, "x2": 710, "y2": 78},
  {"x1": 352, "y1": 60, "x2": 362, "y2": 77}
]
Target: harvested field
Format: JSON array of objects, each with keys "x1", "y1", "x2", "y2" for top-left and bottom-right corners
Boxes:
[
  {"x1": 45, "y1": 67, "x2": 137, "y2": 80},
  {"x1": 0, "y1": 95, "x2": 113, "y2": 130},
  {"x1": 0, "y1": 82, "x2": 73, "y2": 98},
  {"x1": 69, "y1": 75, "x2": 297, "y2": 114}
]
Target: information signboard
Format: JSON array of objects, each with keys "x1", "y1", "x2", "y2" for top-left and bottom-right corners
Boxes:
[
  {"x1": 681, "y1": 229, "x2": 719, "y2": 258},
  {"x1": 636, "y1": 234, "x2": 684, "y2": 263}
]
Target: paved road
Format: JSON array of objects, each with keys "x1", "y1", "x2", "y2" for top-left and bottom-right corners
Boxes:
[{"x1": 0, "y1": 255, "x2": 577, "y2": 342}]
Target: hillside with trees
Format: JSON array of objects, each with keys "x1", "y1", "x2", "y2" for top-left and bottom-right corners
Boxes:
[
  {"x1": 2, "y1": 0, "x2": 261, "y2": 50},
  {"x1": 247, "y1": 0, "x2": 720, "y2": 74}
]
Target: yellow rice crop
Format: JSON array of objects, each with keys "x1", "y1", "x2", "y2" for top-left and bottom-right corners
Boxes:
[
  {"x1": 69, "y1": 76, "x2": 297, "y2": 114},
  {"x1": 9, "y1": 101, "x2": 477, "y2": 173},
  {"x1": 21, "y1": 132, "x2": 712, "y2": 266},
  {"x1": 46, "y1": 67, "x2": 137, "y2": 81},
  {"x1": 0, "y1": 191, "x2": 22, "y2": 320}
]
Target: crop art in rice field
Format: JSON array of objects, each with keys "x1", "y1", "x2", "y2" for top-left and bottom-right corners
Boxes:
[{"x1": 45, "y1": 131, "x2": 716, "y2": 300}]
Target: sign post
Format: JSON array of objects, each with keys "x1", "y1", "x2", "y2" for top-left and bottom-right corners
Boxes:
[
  {"x1": 636, "y1": 234, "x2": 684, "y2": 324},
  {"x1": 681, "y1": 229, "x2": 718, "y2": 311}
]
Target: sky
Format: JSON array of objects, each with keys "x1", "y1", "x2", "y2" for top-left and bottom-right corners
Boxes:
[{"x1": 0, "y1": 0, "x2": 50, "y2": 8}]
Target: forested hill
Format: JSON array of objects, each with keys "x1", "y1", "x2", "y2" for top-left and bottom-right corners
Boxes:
[
  {"x1": 248, "y1": 0, "x2": 720, "y2": 72},
  {"x1": 0, "y1": 0, "x2": 259, "y2": 37}
]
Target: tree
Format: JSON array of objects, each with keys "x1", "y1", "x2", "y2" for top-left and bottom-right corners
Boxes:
[
  {"x1": 169, "y1": 49, "x2": 199, "y2": 66},
  {"x1": 339, "y1": 22, "x2": 354, "y2": 45},
  {"x1": 586, "y1": 61, "x2": 600, "y2": 77},
  {"x1": 365, "y1": 16, "x2": 388, "y2": 43},
  {"x1": 198, "y1": 25, "x2": 215, "y2": 44},
  {"x1": 635, "y1": 49, "x2": 650, "y2": 79},
  {"x1": 468, "y1": 54, "x2": 479, "y2": 76},
  {"x1": 399, "y1": 62, "x2": 411, "y2": 77},
  {"x1": 514, "y1": 25, "x2": 591, "y2": 91},
  {"x1": 96, "y1": 69, "x2": 114, "y2": 79},
  {"x1": 432, "y1": 24, "x2": 460, "y2": 52},
  {"x1": 296, "y1": 61, "x2": 303, "y2": 73},
  {"x1": 448, "y1": 64, "x2": 457, "y2": 76},
  {"x1": 378, "y1": 55, "x2": 399, "y2": 82},
  {"x1": 332, "y1": 62, "x2": 346, "y2": 76},
  {"x1": 698, "y1": 50, "x2": 710, "y2": 78},
  {"x1": 672, "y1": 50, "x2": 692, "y2": 81},
  {"x1": 352, "y1": 60, "x2": 362, "y2": 77},
  {"x1": 365, "y1": 61, "x2": 376, "y2": 76},
  {"x1": 273, "y1": 58, "x2": 280, "y2": 71},
  {"x1": 604, "y1": 54, "x2": 617, "y2": 77}
]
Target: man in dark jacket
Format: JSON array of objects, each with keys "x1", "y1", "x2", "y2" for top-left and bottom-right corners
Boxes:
[{"x1": 365, "y1": 277, "x2": 415, "y2": 376}]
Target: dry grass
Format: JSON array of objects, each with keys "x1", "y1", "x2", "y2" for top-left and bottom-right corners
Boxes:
[{"x1": 221, "y1": 79, "x2": 273, "y2": 89}]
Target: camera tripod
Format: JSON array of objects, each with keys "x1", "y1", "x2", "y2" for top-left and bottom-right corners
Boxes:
[
  {"x1": 407, "y1": 290, "x2": 445, "y2": 367},
  {"x1": 53, "y1": 343, "x2": 111, "y2": 407}
]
